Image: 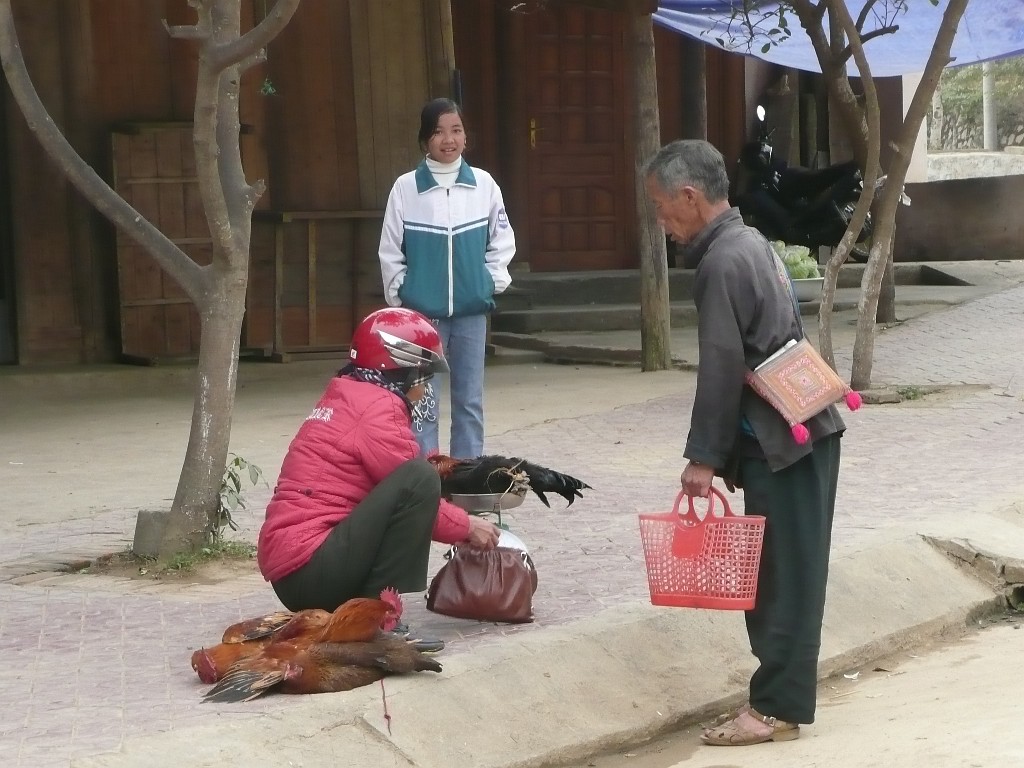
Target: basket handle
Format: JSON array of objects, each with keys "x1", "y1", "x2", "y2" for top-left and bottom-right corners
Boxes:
[{"x1": 671, "y1": 486, "x2": 734, "y2": 524}]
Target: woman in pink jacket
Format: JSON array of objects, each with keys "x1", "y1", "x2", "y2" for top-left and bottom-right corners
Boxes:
[{"x1": 257, "y1": 308, "x2": 500, "y2": 616}]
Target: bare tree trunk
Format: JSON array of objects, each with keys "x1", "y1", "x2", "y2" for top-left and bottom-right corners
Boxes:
[
  {"x1": 0, "y1": 0, "x2": 302, "y2": 558},
  {"x1": 629, "y1": 8, "x2": 671, "y2": 371},
  {"x1": 163, "y1": 278, "x2": 248, "y2": 553},
  {"x1": 792, "y1": 0, "x2": 868, "y2": 167},
  {"x1": 850, "y1": 0, "x2": 969, "y2": 390},
  {"x1": 875, "y1": 250, "x2": 896, "y2": 323},
  {"x1": 815, "y1": 0, "x2": 879, "y2": 371}
]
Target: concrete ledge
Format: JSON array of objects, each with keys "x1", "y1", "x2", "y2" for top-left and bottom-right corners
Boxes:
[{"x1": 74, "y1": 531, "x2": 1002, "y2": 768}]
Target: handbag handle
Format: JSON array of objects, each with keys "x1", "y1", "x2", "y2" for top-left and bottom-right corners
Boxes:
[
  {"x1": 671, "y1": 486, "x2": 734, "y2": 525},
  {"x1": 444, "y1": 545, "x2": 533, "y2": 571}
]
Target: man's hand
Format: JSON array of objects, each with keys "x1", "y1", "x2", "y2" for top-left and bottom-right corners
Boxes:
[
  {"x1": 464, "y1": 515, "x2": 500, "y2": 549},
  {"x1": 681, "y1": 461, "x2": 716, "y2": 498}
]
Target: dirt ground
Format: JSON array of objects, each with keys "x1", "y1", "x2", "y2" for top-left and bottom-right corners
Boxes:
[
  {"x1": 71, "y1": 548, "x2": 259, "y2": 586},
  {"x1": 575, "y1": 612, "x2": 1024, "y2": 768}
]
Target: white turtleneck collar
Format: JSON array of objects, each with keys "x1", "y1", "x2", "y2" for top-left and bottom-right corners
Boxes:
[{"x1": 425, "y1": 155, "x2": 461, "y2": 189}]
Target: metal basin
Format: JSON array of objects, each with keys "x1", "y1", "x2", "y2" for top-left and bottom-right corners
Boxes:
[
  {"x1": 448, "y1": 492, "x2": 525, "y2": 514},
  {"x1": 792, "y1": 277, "x2": 824, "y2": 302}
]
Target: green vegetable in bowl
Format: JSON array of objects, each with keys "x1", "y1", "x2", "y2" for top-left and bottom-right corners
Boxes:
[{"x1": 770, "y1": 240, "x2": 820, "y2": 280}]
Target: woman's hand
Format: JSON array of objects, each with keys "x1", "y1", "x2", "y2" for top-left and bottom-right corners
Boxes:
[{"x1": 464, "y1": 516, "x2": 500, "y2": 549}]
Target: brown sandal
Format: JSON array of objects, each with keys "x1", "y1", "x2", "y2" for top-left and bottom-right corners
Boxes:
[
  {"x1": 700, "y1": 703, "x2": 749, "y2": 730},
  {"x1": 700, "y1": 707, "x2": 800, "y2": 746}
]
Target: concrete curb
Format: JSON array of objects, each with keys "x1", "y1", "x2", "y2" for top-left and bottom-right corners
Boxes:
[{"x1": 72, "y1": 531, "x2": 1004, "y2": 768}]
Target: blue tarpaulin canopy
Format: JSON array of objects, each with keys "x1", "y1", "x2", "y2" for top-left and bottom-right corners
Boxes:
[{"x1": 655, "y1": 1, "x2": 1024, "y2": 77}]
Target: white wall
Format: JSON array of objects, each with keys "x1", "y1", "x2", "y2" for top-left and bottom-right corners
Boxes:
[{"x1": 902, "y1": 72, "x2": 930, "y2": 183}]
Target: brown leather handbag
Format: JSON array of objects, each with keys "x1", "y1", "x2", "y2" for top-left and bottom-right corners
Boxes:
[{"x1": 426, "y1": 545, "x2": 539, "y2": 623}]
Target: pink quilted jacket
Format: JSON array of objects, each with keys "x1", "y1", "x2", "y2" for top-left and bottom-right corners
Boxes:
[{"x1": 257, "y1": 377, "x2": 471, "y2": 582}]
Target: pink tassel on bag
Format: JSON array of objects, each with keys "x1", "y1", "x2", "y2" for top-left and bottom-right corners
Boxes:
[{"x1": 790, "y1": 391, "x2": 862, "y2": 445}]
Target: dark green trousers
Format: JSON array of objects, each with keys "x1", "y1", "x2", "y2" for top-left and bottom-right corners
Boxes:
[
  {"x1": 739, "y1": 433, "x2": 841, "y2": 724},
  {"x1": 271, "y1": 459, "x2": 442, "y2": 612}
]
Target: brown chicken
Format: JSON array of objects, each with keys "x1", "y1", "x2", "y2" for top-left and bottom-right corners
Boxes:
[
  {"x1": 429, "y1": 453, "x2": 591, "y2": 507},
  {"x1": 202, "y1": 634, "x2": 442, "y2": 703},
  {"x1": 190, "y1": 589, "x2": 403, "y2": 684}
]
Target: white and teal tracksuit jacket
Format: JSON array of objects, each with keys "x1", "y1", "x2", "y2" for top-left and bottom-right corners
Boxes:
[{"x1": 378, "y1": 159, "x2": 516, "y2": 319}]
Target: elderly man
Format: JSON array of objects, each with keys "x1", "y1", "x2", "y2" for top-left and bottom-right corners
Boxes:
[{"x1": 644, "y1": 139, "x2": 844, "y2": 747}]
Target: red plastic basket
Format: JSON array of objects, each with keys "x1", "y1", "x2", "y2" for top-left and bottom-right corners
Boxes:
[{"x1": 638, "y1": 487, "x2": 766, "y2": 610}]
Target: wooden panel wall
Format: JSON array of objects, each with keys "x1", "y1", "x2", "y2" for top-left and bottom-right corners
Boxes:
[
  {"x1": 0, "y1": 70, "x2": 14, "y2": 363},
  {"x1": 449, "y1": 0, "x2": 503, "y2": 185},
  {"x1": 90, "y1": 0, "x2": 270, "y2": 205},
  {"x1": 350, "y1": 0, "x2": 434, "y2": 210},
  {"x1": 653, "y1": 24, "x2": 684, "y2": 145},
  {"x1": 259, "y1": 2, "x2": 360, "y2": 211},
  {"x1": 705, "y1": 46, "x2": 747, "y2": 172},
  {"x1": 244, "y1": 0, "x2": 456, "y2": 354},
  {"x1": 6, "y1": 0, "x2": 275, "y2": 364},
  {"x1": 111, "y1": 125, "x2": 206, "y2": 361},
  {"x1": 5, "y1": 0, "x2": 110, "y2": 364}
]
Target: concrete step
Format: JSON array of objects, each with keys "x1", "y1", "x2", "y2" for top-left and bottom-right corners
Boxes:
[
  {"x1": 498, "y1": 263, "x2": 958, "y2": 314},
  {"x1": 491, "y1": 295, "x2": 864, "y2": 335},
  {"x1": 497, "y1": 269, "x2": 698, "y2": 309},
  {"x1": 492, "y1": 302, "x2": 700, "y2": 334},
  {"x1": 493, "y1": 263, "x2": 974, "y2": 335}
]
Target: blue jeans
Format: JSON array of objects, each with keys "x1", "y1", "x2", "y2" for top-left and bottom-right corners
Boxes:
[{"x1": 414, "y1": 314, "x2": 486, "y2": 458}]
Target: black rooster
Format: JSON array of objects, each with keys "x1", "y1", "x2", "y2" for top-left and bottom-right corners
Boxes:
[{"x1": 428, "y1": 454, "x2": 590, "y2": 508}]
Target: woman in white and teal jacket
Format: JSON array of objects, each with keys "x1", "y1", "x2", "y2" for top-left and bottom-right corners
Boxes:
[{"x1": 378, "y1": 98, "x2": 516, "y2": 459}]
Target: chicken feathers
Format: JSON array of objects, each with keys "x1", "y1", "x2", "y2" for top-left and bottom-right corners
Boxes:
[
  {"x1": 221, "y1": 611, "x2": 296, "y2": 643},
  {"x1": 202, "y1": 636, "x2": 442, "y2": 703},
  {"x1": 191, "y1": 590, "x2": 404, "y2": 684},
  {"x1": 429, "y1": 454, "x2": 591, "y2": 508}
]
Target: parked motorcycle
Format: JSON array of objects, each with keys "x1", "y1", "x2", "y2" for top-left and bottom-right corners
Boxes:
[{"x1": 733, "y1": 105, "x2": 873, "y2": 262}]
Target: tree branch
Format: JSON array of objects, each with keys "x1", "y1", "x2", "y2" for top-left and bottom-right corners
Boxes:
[
  {"x1": 0, "y1": 0, "x2": 203, "y2": 300},
  {"x1": 792, "y1": 0, "x2": 868, "y2": 166},
  {"x1": 215, "y1": 63, "x2": 260, "y2": 263},
  {"x1": 209, "y1": 0, "x2": 301, "y2": 71},
  {"x1": 854, "y1": 0, "x2": 879, "y2": 34},
  {"x1": 192, "y1": 65, "x2": 237, "y2": 265},
  {"x1": 808, "y1": 0, "x2": 827, "y2": 26},
  {"x1": 239, "y1": 48, "x2": 267, "y2": 74},
  {"x1": 837, "y1": 25, "x2": 898, "y2": 65},
  {"x1": 163, "y1": 18, "x2": 211, "y2": 40}
]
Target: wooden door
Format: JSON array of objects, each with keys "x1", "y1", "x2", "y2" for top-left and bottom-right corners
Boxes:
[
  {"x1": 111, "y1": 123, "x2": 206, "y2": 362},
  {"x1": 521, "y1": 6, "x2": 633, "y2": 272},
  {"x1": 0, "y1": 77, "x2": 14, "y2": 364}
]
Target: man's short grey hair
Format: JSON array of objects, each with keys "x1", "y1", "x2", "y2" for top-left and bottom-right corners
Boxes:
[{"x1": 643, "y1": 139, "x2": 730, "y2": 203}]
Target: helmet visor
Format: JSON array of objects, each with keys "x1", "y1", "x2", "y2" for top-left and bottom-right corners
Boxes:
[{"x1": 378, "y1": 330, "x2": 449, "y2": 374}]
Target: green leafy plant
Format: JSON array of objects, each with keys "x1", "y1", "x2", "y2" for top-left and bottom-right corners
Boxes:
[
  {"x1": 167, "y1": 540, "x2": 257, "y2": 572},
  {"x1": 770, "y1": 240, "x2": 821, "y2": 280},
  {"x1": 213, "y1": 453, "x2": 266, "y2": 544},
  {"x1": 896, "y1": 385, "x2": 925, "y2": 401}
]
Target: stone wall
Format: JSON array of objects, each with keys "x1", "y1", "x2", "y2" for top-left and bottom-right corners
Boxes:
[
  {"x1": 931, "y1": 112, "x2": 1024, "y2": 150},
  {"x1": 927, "y1": 150, "x2": 1024, "y2": 181}
]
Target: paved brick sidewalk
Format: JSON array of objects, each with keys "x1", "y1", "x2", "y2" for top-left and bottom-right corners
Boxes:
[{"x1": 2, "y1": 286, "x2": 1023, "y2": 767}]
